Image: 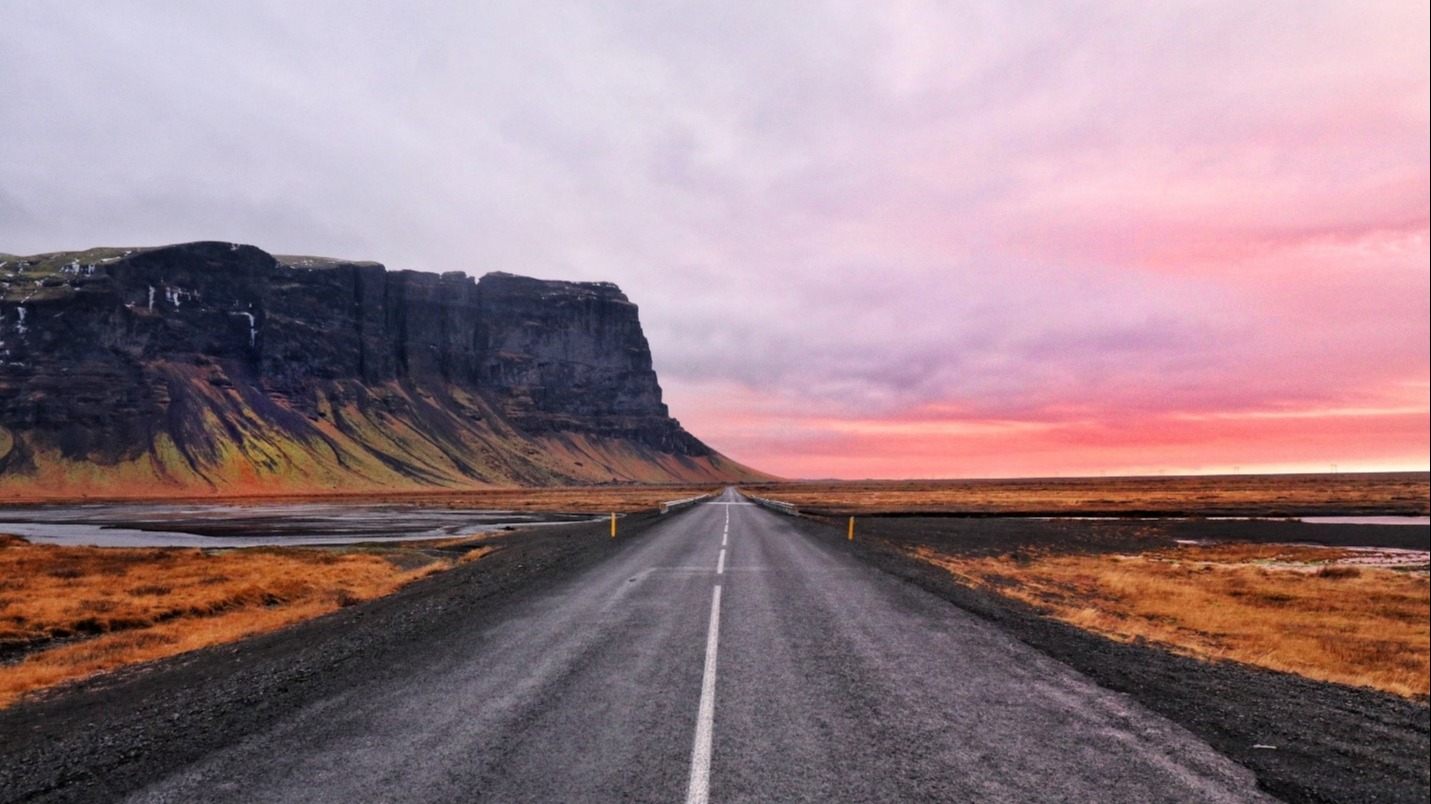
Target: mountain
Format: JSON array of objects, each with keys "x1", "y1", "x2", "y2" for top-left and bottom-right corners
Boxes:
[{"x1": 0, "y1": 242, "x2": 766, "y2": 497}]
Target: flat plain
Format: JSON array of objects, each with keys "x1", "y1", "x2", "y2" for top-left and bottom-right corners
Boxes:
[
  {"x1": 916, "y1": 541, "x2": 1429, "y2": 697},
  {"x1": 0, "y1": 486, "x2": 723, "y2": 706},
  {"x1": 0, "y1": 535, "x2": 493, "y2": 707},
  {"x1": 743, "y1": 471, "x2": 1429, "y2": 516},
  {"x1": 0, "y1": 484, "x2": 724, "y2": 513},
  {"x1": 750, "y1": 472, "x2": 1429, "y2": 700},
  {"x1": 1, "y1": 477, "x2": 1427, "y2": 803}
]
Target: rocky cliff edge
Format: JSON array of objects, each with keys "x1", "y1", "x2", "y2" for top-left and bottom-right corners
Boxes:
[{"x1": 0, "y1": 242, "x2": 767, "y2": 497}]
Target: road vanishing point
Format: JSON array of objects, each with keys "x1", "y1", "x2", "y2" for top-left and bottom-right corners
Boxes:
[{"x1": 115, "y1": 488, "x2": 1268, "y2": 802}]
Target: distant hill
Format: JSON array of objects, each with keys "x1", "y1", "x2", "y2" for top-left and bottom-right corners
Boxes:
[{"x1": 0, "y1": 242, "x2": 768, "y2": 498}]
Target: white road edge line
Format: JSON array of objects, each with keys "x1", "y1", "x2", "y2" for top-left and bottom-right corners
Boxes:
[{"x1": 686, "y1": 584, "x2": 722, "y2": 804}]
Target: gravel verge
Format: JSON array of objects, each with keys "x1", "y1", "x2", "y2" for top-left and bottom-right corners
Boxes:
[{"x1": 812, "y1": 515, "x2": 1429, "y2": 804}]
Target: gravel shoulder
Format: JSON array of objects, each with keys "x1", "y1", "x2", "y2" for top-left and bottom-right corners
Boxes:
[
  {"x1": 817, "y1": 514, "x2": 1430, "y2": 804},
  {"x1": 0, "y1": 511, "x2": 669, "y2": 803}
]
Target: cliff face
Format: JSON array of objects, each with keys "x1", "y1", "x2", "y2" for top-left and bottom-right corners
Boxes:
[{"x1": 0, "y1": 242, "x2": 760, "y2": 496}]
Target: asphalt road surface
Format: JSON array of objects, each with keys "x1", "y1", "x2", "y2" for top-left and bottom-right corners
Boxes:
[{"x1": 124, "y1": 489, "x2": 1270, "y2": 802}]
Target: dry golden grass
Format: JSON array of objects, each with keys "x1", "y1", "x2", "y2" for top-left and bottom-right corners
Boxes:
[
  {"x1": 914, "y1": 543, "x2": 1430, "y2": 697},
  {"x1": 1156, "y1": 542, "x2": 1361, "y2": 564},
  {"x1": 457, "y1": 545, "x2": 497, "y2": 564},
  {"x1": 746, "y1": 473, "x2": 1429, "y2": 516},
  {"x1": 0, "y1": 536, "x2": 458, "y2": 708}
]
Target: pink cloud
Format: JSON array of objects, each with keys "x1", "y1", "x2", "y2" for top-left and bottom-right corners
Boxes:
[{"x1": 679, "y1": 393, "x2": 1429, "y2": 480}]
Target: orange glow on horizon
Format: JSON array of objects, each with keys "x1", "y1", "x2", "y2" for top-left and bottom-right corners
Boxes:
[{"x1": 667, "y1": 383, "x2": 1430, "y2": 481}]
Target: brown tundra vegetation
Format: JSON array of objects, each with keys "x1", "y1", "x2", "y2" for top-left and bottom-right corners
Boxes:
[
  {"x1": 745, "y1": 472, "x2": 1429, "y2": 516},
  {"x1": 0, "y1": 535, "x2": 480, "y2": 707},
  {"x1": 917, "y1": 542, "x2": 1429, "y2": 698}
]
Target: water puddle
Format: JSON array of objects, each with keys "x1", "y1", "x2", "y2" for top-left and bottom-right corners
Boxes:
[
  {"x1": 1293, "y1": 516, "x2": 1429, "y2": 526},
  {"x1": 0, "y1": 503, "x2": 596, "y2": 548},
  {"x1": 1039, "y1": 515, "x2": 1428, "y2": 526}
]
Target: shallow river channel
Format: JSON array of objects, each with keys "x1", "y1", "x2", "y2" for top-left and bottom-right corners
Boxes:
[{"x1": 0, "y1": 503, "x2": 596, "y2": 548}]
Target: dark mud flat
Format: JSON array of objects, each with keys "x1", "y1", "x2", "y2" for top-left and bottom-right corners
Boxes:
[
  {"x1": 837, "y1": 515, "x2": 1186, "y2": 557},
  {"x1": 820, "y1": 514, "x2": 1429, "y2": 553},
  {"x1": 1162, "y1": 519, "x2": 1429, "y2": 551},
  {"x1": 0, "y1": 511, "x2": 669, "y2": 803},
  {"x1": 823, "y1": 515, "x2": 1430, "y2": 804}
]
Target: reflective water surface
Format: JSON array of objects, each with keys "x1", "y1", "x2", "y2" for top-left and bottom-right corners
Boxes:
[
  {"x1": 0, "y1": 503, "x2": 595, "y2": 548},
  {"x1": 1294, "y1": 516, "x2": 1430, "y2": 526}
]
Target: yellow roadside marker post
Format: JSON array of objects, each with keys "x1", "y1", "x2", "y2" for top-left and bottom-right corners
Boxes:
[
  {"x1": 611, "y1": 512, "x2": 617, "y2": 539},
  {"x1": 848, "y1": 516, "x2": 855, "y2": 541}
]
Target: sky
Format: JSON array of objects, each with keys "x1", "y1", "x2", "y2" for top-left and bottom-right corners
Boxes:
[{"x1": 1, "y1": 2, "x2": 1427, "y2": 479}]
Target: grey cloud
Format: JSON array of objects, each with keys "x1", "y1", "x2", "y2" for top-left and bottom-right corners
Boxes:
[{"x1": 1, "y1": 2, "x2": 1424, "y2": 459}]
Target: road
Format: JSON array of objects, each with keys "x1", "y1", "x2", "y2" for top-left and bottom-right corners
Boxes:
[{"x1": 127, "y1": 488, "x2": 1269, "y2": 802}]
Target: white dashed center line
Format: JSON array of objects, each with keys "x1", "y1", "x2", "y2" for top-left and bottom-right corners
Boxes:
[{"x1": 686, "y1": 584, "x2": 723, "y2": 804}]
